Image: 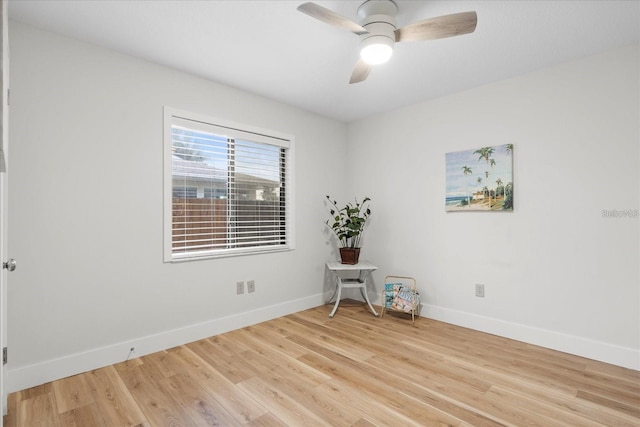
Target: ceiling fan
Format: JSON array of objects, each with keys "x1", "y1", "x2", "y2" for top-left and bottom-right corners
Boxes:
[{"x1": 297, "y1": 0, "x2": 477, "y2": 84}]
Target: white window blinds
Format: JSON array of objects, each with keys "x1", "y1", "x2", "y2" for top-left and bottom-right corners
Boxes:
[{"x1": 164, "y1": 109, "x2": 294, "y2": 261}]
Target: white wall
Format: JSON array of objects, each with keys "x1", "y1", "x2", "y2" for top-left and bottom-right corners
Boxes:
[
  {"x1": 348, "y1": 44, "x2": 640, "y2": 369},
  {"x1": 6, "y1": 21, "x2": 349, "y2": 391}
]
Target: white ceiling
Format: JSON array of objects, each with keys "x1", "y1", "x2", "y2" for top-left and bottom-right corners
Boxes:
[{"x1": 8, "y1": 0, "x2": 640, "y2": 123}]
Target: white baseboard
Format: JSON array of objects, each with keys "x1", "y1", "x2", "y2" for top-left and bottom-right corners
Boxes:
[
  {"x1": 421, "y1": 303, "x2": 640, "y2": 371},
  {"x1": 6, "y1": 293, "x2": 325, "y2": 393}
]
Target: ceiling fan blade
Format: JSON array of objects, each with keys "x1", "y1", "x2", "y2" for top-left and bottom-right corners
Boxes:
[
  {"x1": 395, "y1": 11, "x2": 477, "y2": 42},
  {"x1": 349, "y1": 59, "x2": 373, "y2": 84},
  {"x1": 297, "y1": 2, "x2": 368, "y2": 35}
]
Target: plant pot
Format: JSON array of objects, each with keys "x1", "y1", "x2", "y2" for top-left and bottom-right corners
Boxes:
[{"x1": 339, "y1": 247, "x2": 360, "y2": 265}]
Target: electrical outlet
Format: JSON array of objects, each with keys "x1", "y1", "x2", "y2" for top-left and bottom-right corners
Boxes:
[
  {"x1": 247, "y1": 280, "x2": 255, "y2": 293},
  {"x1": 475, "y1": 284, "x2": 485, "y2": 298},
  {"x1": 236, "y1": 281, "x2": 245, "y2": 294}
]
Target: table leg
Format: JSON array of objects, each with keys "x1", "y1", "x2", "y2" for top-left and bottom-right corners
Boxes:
[
  {"x1": 329, "y1": 278, "x2": 342, "y2": 318},
  {"x1": 359, "y1": 269, "x2": 378, "y2": 316},
  {"x1": 359, "y1": 286, "x2": 379, "y2": 317},
  {"x1": 326, "y1": 282, "x2": 338, "y2": 304}
]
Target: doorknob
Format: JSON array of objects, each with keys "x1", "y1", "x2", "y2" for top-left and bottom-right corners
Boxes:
[{"x1": 3, "y1": 259, "x2": 16, "y2": 272}]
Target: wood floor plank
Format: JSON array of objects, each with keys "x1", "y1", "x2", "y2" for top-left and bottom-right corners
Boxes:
[
  {"x1": 58, "y1": 402, "x2": 107, "y2": 427},
  {"x1": 114, "y1": 359, "x2": 199, "y2": 427},
  {"x1": 313, "y1": 381, "x2": 425, "y2": 427},
  {"x1": 296, "y1": 347, "x2": 465, "y2": 425},
  {"x1": 142, "y1": 348, "x2": 188, "y2": 379},
  {"x1": 585, "y1": 358, "x2": 640, "y2": 382},
  {"x1": 14, "y1": 382, "x2": 52, "y2": 403},
  {"x1": 274, "y1": 316, "x2": 377, "y2": 362},
  {"x1": 245, "y1": 322, "x2": 310, "y2": 358},
  {"x1": 51, "y1": 373, "x2": 95, "y2": 414},
  {"x1": 245, "y1": 412, "x2": 288, "y2": 427},
  {"x1": 5, "y1": 304, "x2": 639, "y2": 426},
  {"x1": 239, "y1": 327, "x2": 332, "y2": 387},
  {"x1": 16, "y1": 392, "x2": 61, "y2": 427},
  {"x1": 257, "y1": 372, "x2": 361, "y2": 426},
  {"x1": 484, "y1": 385, "x2": 604, "y2": 427},
  {"x1": 363, "y1": 356, "x2": 507, "y2": 426},
  {"x1": 85, "y1": 365, "x2": 148, "y2": 427},
  {"x1": 171, "y1": 345, "x2": 270, "y2": 424},
  {"x1": 576, "y1": 389, "x2": 640, "y2": 419},
  {"x1": 352, "y1": 418, "x2": 378, "y2": 427},
  {"x1": 236, "y1": 376, "x2": 327, "y2": 426},
  {"x1": 161, "y1": 371, "x2": 241, "y2": 426},
  {"x1": 271, "y1": 361, "x2": 331, "y2": 390},
  {"x1": 187, "y1": 337, "x2": 260, "y2": 384},
  {"x1": 207, "y1": 333, "x2": 252, "y2": 355}
]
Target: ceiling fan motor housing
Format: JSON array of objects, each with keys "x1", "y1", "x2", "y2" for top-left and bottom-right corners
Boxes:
[{"x1": 358, "y1": 0, "x2": 398, "y2": 57}]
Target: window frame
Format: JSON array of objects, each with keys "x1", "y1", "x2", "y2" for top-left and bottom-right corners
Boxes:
[{"x1": 163, "y1": 107, "x2": 295, "y2": 262}]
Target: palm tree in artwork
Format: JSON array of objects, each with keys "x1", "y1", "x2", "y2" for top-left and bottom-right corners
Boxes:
[
  {"x1": 495, "y1": 178, "x2": 503, "y2": 197},
  {"x1": 504, "y1": 144, "x2": 513, "y2": 208},
  {"x1": 474, "y1": 146, "x2": 495, "y2": 165},
  {"x1": 485, "y1": 171, "x2": 492, "y2": 206},
  {"x1": 504, "y1": 182, "x2": 513, "y2": 209},
  {"x1": 488, "y1": 159, "x2": 497, "y2": 204},
  {"x1": 462, "y1": 166, "x2": 472, "y2": 205},
  {"x1": 474, "y1": 146, "x2": 496, "y2": 208}
]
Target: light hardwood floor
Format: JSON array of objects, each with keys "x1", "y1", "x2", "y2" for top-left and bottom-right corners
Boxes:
[{"x1": 4, "y1": 301, "x2": 640, "y2": 426}]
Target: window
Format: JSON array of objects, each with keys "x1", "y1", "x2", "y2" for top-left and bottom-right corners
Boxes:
[{"x1": 164, "y1": 108, "x2": 294, "y2": 261}]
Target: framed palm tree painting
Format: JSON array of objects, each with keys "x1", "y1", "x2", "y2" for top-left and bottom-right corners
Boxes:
[{"x1": 446, "y1": 144, "x2": 513, "y2": 211}]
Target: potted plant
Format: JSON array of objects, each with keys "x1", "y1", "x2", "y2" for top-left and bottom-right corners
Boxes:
[{"x1": 325, "y1": 195, "x2": 372, "y2": 264}]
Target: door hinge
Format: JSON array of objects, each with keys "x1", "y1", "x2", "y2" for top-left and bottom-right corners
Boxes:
[{"x1": 2, "y1": 347, "x2": 6, "y2": 365}]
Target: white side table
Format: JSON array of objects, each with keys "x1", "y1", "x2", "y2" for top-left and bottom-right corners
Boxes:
[{"x1": 326, "y1": 261, "x2": 378, "y2": 318}]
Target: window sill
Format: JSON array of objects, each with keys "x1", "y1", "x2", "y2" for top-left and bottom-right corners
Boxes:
[{"x1": 166, "y1": 246, "x2": 294, "y2": 263}]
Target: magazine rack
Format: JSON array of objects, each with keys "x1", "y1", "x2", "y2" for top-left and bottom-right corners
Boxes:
[{"x1": 380, "y1": 275, "x2": 420, "y2": 324}]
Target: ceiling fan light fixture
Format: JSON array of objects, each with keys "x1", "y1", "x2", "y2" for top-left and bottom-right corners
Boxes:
[{"x1": 360, "y1": 35, "x2": 394, "y2": 65}]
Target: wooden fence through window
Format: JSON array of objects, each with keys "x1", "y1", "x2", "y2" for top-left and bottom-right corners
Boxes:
[{"x1": 172, "y1": 198, "x2": 283, "y2": 253}]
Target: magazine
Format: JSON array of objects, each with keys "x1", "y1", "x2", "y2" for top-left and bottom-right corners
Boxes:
[
  {"x1": 390, "y1": 285, "x2": 418, "y2": 313},
  {"x1": 383, "y1": 283, "x2": 403, "y2": 309}
]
